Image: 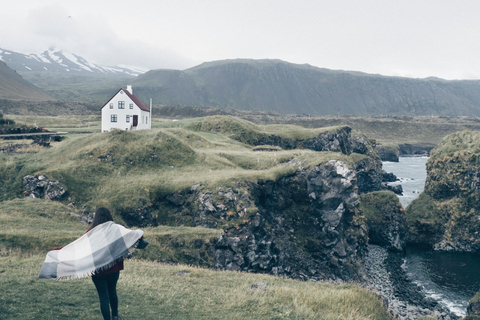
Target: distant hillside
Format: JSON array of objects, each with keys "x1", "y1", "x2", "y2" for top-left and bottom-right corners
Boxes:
[
  {"x1": 132, "y1": 59, "x2": 480, "y2": 116},
  {"x1": 4, "y1": 52, "x2": 480, "y2": 117},
  {"x1": 0, "y1": 60, "x2": 54, "y2": 101},
  {"x1": 0, "y1": 48, "x2": 139, "y2": 101}
]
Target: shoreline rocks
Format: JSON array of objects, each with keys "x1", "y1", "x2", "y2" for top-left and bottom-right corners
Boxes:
[{"x1": 365, "y1": 245, "x2": 458, "y2": 320}]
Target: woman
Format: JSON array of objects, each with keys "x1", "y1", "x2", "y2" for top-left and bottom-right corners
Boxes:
[
  {"x1": 39, "y1": 206, "x2": 146, "y2": 320},
  {"x1": 89, "y1": 207, "x2": 124, "y2": 320}
]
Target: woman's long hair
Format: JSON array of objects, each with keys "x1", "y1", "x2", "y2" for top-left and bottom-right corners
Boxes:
[{"x1": 91, "y1": 206, "x2": 113, "y2": 228}]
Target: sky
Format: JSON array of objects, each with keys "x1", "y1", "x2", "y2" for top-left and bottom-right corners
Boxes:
[{"x1": 1, "y1": 0, "x2": 480, "y2": 79}]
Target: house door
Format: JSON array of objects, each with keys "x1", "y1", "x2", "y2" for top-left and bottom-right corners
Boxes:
[{"x1": 133, "y1": 115, "x2": 138, "y2": 126}]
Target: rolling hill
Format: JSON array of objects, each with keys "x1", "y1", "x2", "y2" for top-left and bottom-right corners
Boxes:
[
  {"x1": 0, "y1": 60, "x2": 55, "y2": 101},
  {"x1": 132, "y1": 59, "x2": 480, "y2": 117}
]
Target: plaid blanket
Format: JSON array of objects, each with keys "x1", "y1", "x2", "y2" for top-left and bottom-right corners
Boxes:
[{"x1": 39, "y1": 221, "x2": 144, "y2": 280}]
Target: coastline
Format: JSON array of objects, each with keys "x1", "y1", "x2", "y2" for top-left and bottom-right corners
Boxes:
[{"x1": 364, "y1": 245, "x2": 458, "y2": 320}]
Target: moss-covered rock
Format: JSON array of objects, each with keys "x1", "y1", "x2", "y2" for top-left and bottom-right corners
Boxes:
[
  {"x1": 359, "y1": 191, "x2": 407, "y2": 252},
  {"x1": 406, "y1": 131, "x2": 480, "y2": 252},
  {"x1": 375, "y1": 144, "x2": 400, "y2": 162},
  {"x1": 467, "y1": 290, "x2": 480, "y2": 317}
]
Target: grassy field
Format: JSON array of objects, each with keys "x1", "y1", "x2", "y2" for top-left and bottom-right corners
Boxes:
[
  {"x1": 0, "y1": 255, "x2": 390, "y2": 320},
  {"x1": 0, "y1": 114, "x2": 398, "y2": 319},
  {"x1": 0, "y1": 198, "x2": 390, "y2": 320},
  {"x1": 9, "y1": 113, "x2": 480, "y2": 147}
]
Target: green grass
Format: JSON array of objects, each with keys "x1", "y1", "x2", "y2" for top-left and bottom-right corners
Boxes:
[
  {"x1": 0, "y1": 198, "x2": 390, "y2": 319},
  {"x1": 0, "y1": 254, "x2": 390, "y2": 320},
  {"x1": 430, "y1": 130, "x2": 480, "y2": 159},
  {"x1": 359, "y1": 191, "x2": 402, "y2": 222},
  {"x1": 6, "y1": 115, "x2": 101, "y2": 132},
  {"x1": 157, "y1": 115, "x2": 343, "y2": 145}
]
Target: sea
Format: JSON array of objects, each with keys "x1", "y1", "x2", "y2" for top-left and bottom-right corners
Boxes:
[{"x1": 383, "y1": 156, "x2": 480, "y2": 317}]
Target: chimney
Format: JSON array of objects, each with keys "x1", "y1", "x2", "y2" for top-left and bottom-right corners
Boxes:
[{"x1": 126, "y1": 85, "x2": 133, "y2": 94}]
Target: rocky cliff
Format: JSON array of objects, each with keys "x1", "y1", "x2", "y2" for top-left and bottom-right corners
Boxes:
[
  {"x1": 213, "y1": 160, "x2": 367, "y2": 280},
  {"x1": 19, "y1": 122, "x2": 402, "y2": 281},
  {"x1": 127, "y1": 126, "x2": 397, "y2": 281},
  {"x1": 406, "y1": 131, "x2": 480, "y2": 252}
]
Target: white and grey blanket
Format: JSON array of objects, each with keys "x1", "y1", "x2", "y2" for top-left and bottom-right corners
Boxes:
[{"x1": 39, "y1": 221, "x2": 144, "y2": 280}]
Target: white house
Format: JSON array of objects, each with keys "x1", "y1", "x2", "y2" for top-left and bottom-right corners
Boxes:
[{"x1": 101, "y1": 85, "x2": 151, "y2": 132}]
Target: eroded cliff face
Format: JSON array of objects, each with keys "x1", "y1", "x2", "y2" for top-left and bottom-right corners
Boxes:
[
  {"x1": 214, "y1": 160, "x2": 367, "y2": 281},
  {"x1": 406, "y1": 131, "x2": 480, "y2": 252}
]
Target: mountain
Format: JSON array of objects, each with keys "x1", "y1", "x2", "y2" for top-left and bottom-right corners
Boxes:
[
  {"x1": 0, "y1": 48, "x2": 144, "y2": 101},
  {"x1": 0, "y1": 48, "x2": 142, "y2": 76},
  {"x1": 132, "y1": 59, "x2": 480, "y2": 117},
  {"x1": 4, "y1": 51, "x2": 480, "y2": 117},
  {"x1": 0, "y1": 60, "x2": 55, "y2": 101}
]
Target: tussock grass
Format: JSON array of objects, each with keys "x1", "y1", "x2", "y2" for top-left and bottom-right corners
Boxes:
[
  {"x1": 182, "y1": 115, "x2": 344, "y2": 142},
  {"x1": 0, "y1": 254, "x2": 389, "y2": 320},
  {"x1": 430, "y1": 130, "x2": 480, "y2": 158},
  {"x1": 0, "y1": 198, "x2": 390, "y2": 319}
]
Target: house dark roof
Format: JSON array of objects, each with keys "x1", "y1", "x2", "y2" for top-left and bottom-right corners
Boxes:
[
  {"x1": 101, "y1": 88, "x2": 150, "y2": 112},
  {"x1": 123, "y1": 89, "x2": 150, "y2": 112}
]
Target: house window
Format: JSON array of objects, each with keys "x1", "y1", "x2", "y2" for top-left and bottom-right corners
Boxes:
[
  {"x1": 111, "y1": 114, "x2": 117, "y2": 122},
  {"x1": 146, "y1": 116, "x2": 148, "y2": 124},
  {"x1": 109, "y1": 103, "x2": 113, "y2": 109},
  {"x1": 126, "y1": 115, "x2": 130, "y2": 122},
  {"x1": 129, "y1": 103, "x2": 133, "y2": 109},
  {"x1": 118, "y1": 101, "x2": 125, "y2": 109}
]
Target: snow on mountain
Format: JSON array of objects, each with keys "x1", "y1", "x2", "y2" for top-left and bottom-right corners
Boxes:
[{"x1": 0, "y1": 48, "x2": 144, "y2": 77}]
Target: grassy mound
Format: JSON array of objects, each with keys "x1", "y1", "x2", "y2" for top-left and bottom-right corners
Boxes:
[
  {"x1": 0, "y1": 115, "x2": 364, "y2": 218},
  {"x1": 359, "y1": 191, "x2": 402, "y2": 222},
  {"x1": 183, "y1": 115, "x2": 345, "y2": 145}
]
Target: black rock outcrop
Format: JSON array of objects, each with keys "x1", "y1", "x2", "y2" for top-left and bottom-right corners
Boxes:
[
  {"x1": 213, "y1": 159, "x2": 367, "y2": 280},
  {"x1": 23, "y1": 175, "x2": 68, "y2": 201}
]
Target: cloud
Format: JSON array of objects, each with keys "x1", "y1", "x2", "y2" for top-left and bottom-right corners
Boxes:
[{"x1": 23, "y1": 3, "x2": 193, "y2": 70}]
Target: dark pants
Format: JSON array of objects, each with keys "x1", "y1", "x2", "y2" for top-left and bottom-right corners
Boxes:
[{"x1": 92, "y1": 271, "x2": 120, "y2": 320}]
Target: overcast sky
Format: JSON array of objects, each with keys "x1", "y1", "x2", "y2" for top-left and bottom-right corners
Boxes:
[{"x1": 2, "y1": 0, "x2": 480, "y2": 79}]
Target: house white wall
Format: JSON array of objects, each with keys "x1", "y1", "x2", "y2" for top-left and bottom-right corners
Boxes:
[{"x1": 101, "y1": 88, "x2": 151, "y2": 132}]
